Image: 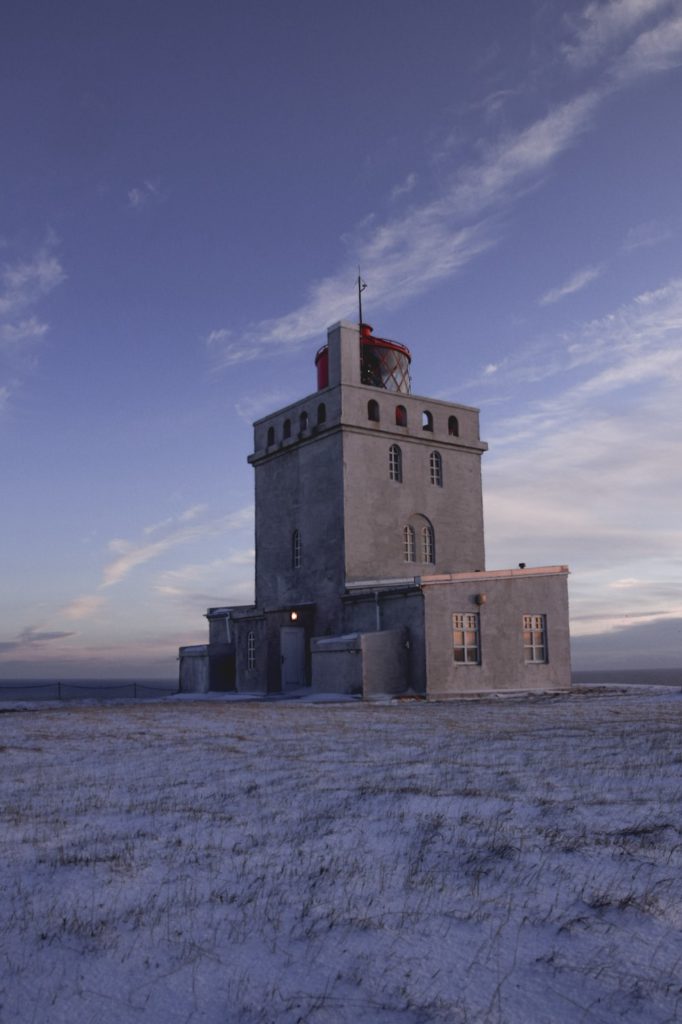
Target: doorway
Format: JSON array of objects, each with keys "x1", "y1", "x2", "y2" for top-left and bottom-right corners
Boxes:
[{"x1": 280, "y1": 627, "x2": 306, "y2": 689}]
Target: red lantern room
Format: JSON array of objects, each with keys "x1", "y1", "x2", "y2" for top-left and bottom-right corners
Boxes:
[{"x1": 315, "y1": 323, "x2": 412, "y2": 394}]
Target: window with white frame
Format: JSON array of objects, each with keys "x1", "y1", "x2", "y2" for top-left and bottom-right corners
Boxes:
[
  {"x1": 422, "y1": 524, "x2": 435, "y2": 563},
  {"x1": 523, "y1": 614, "x2": 547, "y2": 662},
  {"x1": 292, "y1": 529, "x2": 301, "y2": 569},
  {"x1": 429, "y1": 450, "x2": 443, "y2": 487},
  {"x1": 452, "y1": 613, "x2": 480, "y2": 664},
  {"x1": 247, "y1": 631, "x2": 255, "y2": 670},
  {"x1": 389, "y1": 444, "x2": 403, "y2": 482},
  {"x1": 403, "y1": 524, "x2": 416, "y2": 562}
]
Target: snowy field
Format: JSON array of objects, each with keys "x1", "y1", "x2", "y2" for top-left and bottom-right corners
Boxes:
[{"x1": 1, "y1": 688, "x2": 681, "y2": 1024}]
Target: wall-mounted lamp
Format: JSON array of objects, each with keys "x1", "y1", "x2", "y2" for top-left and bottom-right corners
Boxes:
[
  {"x1": 290, "y1": 610, "x2": 299, "y2": 622},
  {"x1": 475, "y1": 593, "x2": 487, "y2": 606}
]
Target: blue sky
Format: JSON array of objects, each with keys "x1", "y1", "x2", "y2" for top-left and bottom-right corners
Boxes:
[{"x1": 1, "y1": 0, "x2": 681, "y2": 678}]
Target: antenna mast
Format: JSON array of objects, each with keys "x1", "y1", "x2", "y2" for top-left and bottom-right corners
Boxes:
[{"x1": 357, "y1": 269, "x2": 367, "y2": 326}]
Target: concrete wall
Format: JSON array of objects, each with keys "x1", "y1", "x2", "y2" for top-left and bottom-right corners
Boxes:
[
  {"x1": 342, "y1": 420, "x2": 486, "y2": 581},
  {"x1": 179, "y1": 645, "x2": 210, "y2": 693},
  {"x1": 361, "y1": 629, "x2": 409, "y2": 697},
  {"x1": 311, "y1": 634, "x2": 363, "y2": 694},
  {"x1": 344, "y1": 589, "x2": 427, "y2": 693},
  {"x1": 250, "y1": 426, "x2": 346, "y2": 635},
  {"x1": 311, "y1": 628, "x2": 410, "y2": 696},
  {"x1": 422, "y1": 568, "x2": 571, "y2": 696}
]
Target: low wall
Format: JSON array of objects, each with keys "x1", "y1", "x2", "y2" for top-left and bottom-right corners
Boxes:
[
  {"x1": 311, "y1": 629, "x2": 409, "y2": 697},
  {"x1": 178, "y1": 645, "x2": 210, "y2": 693},
  {"x1": 311, "y1": 634, "x2": 362, "y2": 694}
]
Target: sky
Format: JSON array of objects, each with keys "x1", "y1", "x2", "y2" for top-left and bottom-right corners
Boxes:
[{"x1": 1, "y1": 0, "x2": 681, "y2": 678}]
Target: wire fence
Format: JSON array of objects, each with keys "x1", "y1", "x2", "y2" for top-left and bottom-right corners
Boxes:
[{"x1": 0, "y1": 681, "x2": 179, "y2": 702}]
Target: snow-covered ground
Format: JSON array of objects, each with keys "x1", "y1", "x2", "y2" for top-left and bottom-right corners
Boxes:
[{"x1": 1, "y1": 688, "x2": 681, "y2": 1024}]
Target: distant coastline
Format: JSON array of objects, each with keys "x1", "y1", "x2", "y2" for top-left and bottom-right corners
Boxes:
[
  {"x1": 0, "y1": 670, "x2": 680, "y2": 702},
  {"x1": 572, "y1": 668, "x2": 682, "y2": 687},
  {"x1": 0, "y1": 679, "x2": 177, "y2": 701}
]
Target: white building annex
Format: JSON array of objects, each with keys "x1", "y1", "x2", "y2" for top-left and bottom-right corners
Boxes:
[{"x1": 179, "y1": 321, "x2": 571, "y2": 698}]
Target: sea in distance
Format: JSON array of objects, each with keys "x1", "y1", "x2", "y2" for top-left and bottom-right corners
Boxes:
[
  {"x1": 0, "y1": 669, "x2": 680, "y2": 701},
  {"x1": 0, "y1": 678, "x2": 178, "y2": 701}
]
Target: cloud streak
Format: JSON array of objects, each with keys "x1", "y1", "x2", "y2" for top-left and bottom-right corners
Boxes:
[
  {"x1": 210, "y1": 91, "x2": 603, "y2": 367},
  {"x1": 482, "y1": 276, "x2": 682, "y2": 637},
  {"x1": 205, "y1": 2, "x2": 682, "y2": 370},
  {"x1": 101, "y1": 506, "x2": 254, "y2": 587},
  {"x1": 563, "y1": 0, "x2": 675, "y2": 68},
  {"x1": 0, "y1": 237, "x2": 65, "y2": 320},
  {"x1": 539, "y1": 264, "x2": 605, "y2": 305},
  {"x1": 0, "y1": 626, "x2": 76, "y2": 656}
]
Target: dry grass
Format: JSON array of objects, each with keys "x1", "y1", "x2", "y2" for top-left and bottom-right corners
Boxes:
[{"x1": 1, "y1": 688, "x2": 681, "y2": 1023}]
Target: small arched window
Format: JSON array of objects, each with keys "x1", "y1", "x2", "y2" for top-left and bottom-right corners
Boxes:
[
  {"x1": 317, "y1": 403, "x2": 326, "y2": 425},
  {"x1": 247, "y1": 631, "x2": 255, "y2": 670},
  {"x1": 267, "y1": 426, "x2": 275, "y2": 446},
  {"x1": 389, "y1": 444, "x2": 403, "y2": 482},
  {"x1": 395, "y1": 405, "x2": 407, "y2": 427},
  {"x1": 292, "y1": 529, "x2": 301, "y2": 569},
  {"x1": 430, "y1": 451, "x2": 443, "y2": 487},
  {"x1": 299, "y1": 410, "x2": 309, "y2": 432},
  {"x1": 283, "y1": 418, "x2": 291, "y2": 440},
  {"x1": 448, "y1": 415, "x2": 459, "y2": 437},
  {"x1": 368, "y1": 399, "x2": 380, "y2": 422},
  {"x1": 422, "y1": 524, "x2": 435, "y2": 564},
  {"x1": 403, "y1": 525, "x2": 416, "y2": 562},
  {"x1": 422, "y1": 410, "x2": 433, "y2": 432}
]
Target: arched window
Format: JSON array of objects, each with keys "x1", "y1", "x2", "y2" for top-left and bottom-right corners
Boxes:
[
  {"x1": 317, "y1": 402, "x2": 326, "y2": 425},
  {"x1": 404, "y1": 514, "x2": 435, "y2": 564},
  {"x1": 448, "y1": 415, "x2": 459, "y2": 437},
  {"x1": 283, "y1": 418, "x2": 291, "y2": 439},
  {"x1": 267, "y1": 426, "x2": 275, "y2": 446},
  {"x1": 429, "y1": 451, "x2": 443, "y2": 487},
  {"x1": 299, "y1": 411, "x2": 309, "y2": 432},
  {"x1": 292, "y1": 529, "x2": 301, "y2": 569},
  {"x1": 422, "y1": 524, "x2": 435, "y2": 564},
  {"x1": 403, "y1": 525, "x2": 416, "y2": 562},
  {"x1": 389, "y1": 444, "x2": 403, "y2": 482},
  {"x1": 247, "y1": 631, "x2": 255, "y2": 670},
  {"x1": 395, "y1": 405, "x2": 407, "y2": 427},
  {"x1": 367, "y1": 399, "x2": 380, "y2": 422},
  {"x1": 422, "y1": 410, "x2": 433, "y2": 431}
]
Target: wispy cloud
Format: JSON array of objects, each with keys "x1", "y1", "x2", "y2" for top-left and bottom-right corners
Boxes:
[
  {"x1": 623, "y1": 219, "x2": 673, "y2": 250},
  {"x1": 0, "y1": 236, "x2": 66, "y2": 415},
  {"x1": 209, "y1": 92, "x2": 602, "y2": 367},
  {"x1": 60, "y1": 595, "x2": 107, "y2": 621},
  {"x1": 0, "y1": 236, "x2": 65, "y2": 322},
  {"x1": 539, "y1": 264, "x2": 605, "y2": 305},
  {"x1": 612, "y1": 6, "x2": 682, "y2": 80},
  {"x1": 235, "y1": 387, "x2": 299, "y2": 423},
  {"x1": 0, "y1": 626, "x2": 76, "y2": 655},
  {"x1": 482, "y1": 276, "x2": 682, "y2": 636},
  {"x1": 127, "y1": 179, "x2": 163, "y2": 210},
  {"x1": 390, "y1": 172, "x2": 417, "y2": 201},
  {"x1": 102, "y1": 506, "x2": 253, "y2": 587},
  {"x1": 563, "y1": 0, "x2": 675, "y2": 68},
  {"x1": 154, "y1": 552, "x2": 255, "y2": 608}
]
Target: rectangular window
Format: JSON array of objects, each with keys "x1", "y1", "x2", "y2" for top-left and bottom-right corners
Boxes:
[
  {"x1": 452, "y1": 612, "x2": 480, "y2": 664},
  {"x1": 523, "y1": 614, "x2": 547, "y2": 663}
]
